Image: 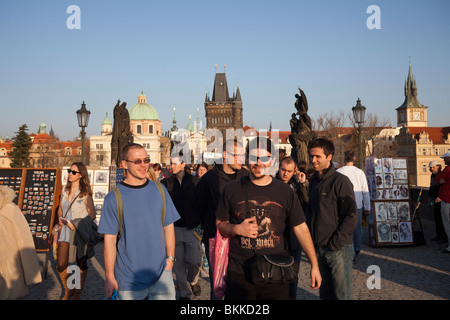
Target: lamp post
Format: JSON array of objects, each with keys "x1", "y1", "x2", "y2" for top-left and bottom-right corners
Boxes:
[
  {"x1": 160, "y1": 143, "x2": 164, "y2": 163},
  {"x1": 352, "y1": 98, "x2": 366, "y2": 170},
  {"x1": 76, "y1": 101, "x2": 91, "y2": 164}
]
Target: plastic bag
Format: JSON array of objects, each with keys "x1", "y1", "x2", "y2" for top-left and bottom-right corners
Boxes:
[
  {"x1": 209, "y1": 227, "x2": 229, "y2": 298},
  {"x1": 52, "y1": 225, "x2": 61, "y2": 260}
]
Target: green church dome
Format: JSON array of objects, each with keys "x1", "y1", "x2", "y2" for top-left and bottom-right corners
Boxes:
[{"x1": 129, "y1": 91, "x2": 160, "y2": 121}]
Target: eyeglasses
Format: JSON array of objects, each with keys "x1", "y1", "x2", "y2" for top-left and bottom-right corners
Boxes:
[
  {"x1": 124, "y1": 158, "x2": 151, "y2": 165},
  {"x1": 248, "y1": 154, "x2": 272, "y2": 164},
  {"x1": 67, "y1": 169, "x2": 81, "y2": 175},
  {"x1": 227, "y1": 151, "x2": 245, "y2": 159}
]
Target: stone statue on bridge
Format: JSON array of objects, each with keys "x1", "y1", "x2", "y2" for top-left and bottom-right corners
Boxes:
[
  {"x1": 289, "y1": 87, "x2": 317, "y2": 166},
  {"x1": 111, "y1": 99, "x2": 133, "y2": 166}
]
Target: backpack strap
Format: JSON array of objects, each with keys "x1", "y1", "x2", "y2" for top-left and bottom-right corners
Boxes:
[
  {"x1": 151, "y1": 180, "x2": 166, "y2": 225},
  {"x1": 112, "y1": 186, "x2": 123, "y2": 240},
  {"x1": 112, "y1": 181, "x2": 166, "y2": 241}
]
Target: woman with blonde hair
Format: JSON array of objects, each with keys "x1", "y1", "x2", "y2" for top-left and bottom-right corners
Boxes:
[
  {"x1": 56, "y1": 162, "x2": 96, "y2": 300},
  {"x1": 146, "y1": 165, "x2": 158, "y2": 181}
]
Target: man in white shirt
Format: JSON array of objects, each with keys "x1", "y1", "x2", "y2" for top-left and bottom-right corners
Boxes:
[{"x1": 337, "y1": 150, "x2": 370, "y2": 260}]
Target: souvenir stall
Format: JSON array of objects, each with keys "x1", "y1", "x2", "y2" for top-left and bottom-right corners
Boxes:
[{"x1": 365, "y1": 157, "x2": 414, "y2": 247}]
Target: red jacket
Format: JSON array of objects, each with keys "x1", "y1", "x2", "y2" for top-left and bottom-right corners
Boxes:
[{"x1": 435, "y1": 165, "x2": 450, "y2": 203}]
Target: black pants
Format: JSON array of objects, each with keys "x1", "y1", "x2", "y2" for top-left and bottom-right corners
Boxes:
[
  {"x1": 434, "y1": 202, "x2": 448, "y2": 240},
  {"x1": 224, "y1": 271, "x2": 289, "y2": 300}
]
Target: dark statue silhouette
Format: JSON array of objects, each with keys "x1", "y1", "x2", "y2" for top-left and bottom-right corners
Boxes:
[
  {"x1": 289, "y1": 87, "x2": 317, "y2": 165},
  {"x1": 111, "y1": 99, "x2": 133, "y2": 166}
]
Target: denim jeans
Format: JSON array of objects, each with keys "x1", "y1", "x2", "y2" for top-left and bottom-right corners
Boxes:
[
  {"x1": 118, "y1": 269, "x2": 176, "y2": 300},
  {"x1": 353, "y1": 208, "x2": 363, "y2": 255},
  {"x1": 316, "y1": 243, "x2": 353, "y2": 300}
]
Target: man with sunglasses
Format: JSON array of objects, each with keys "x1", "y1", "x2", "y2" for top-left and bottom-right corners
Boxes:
[
  {"x1": 99, "y1": 143, "x2": 180, "y2": 300},
  {"x1": 215, "y1": 136, "x2": 321, "y2": 300}
]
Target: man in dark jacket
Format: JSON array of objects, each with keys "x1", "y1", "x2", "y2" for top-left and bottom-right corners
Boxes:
[
  {"x1": 162, "y1": 153, "x2": 200, "y2": 300},
  {"x1": 428, "y1": 161, "x2": 446, "y2": 243},
  {"x1": 307, "y1": 138, "x2": 357, "y2": 300},
  {"x1": 275, "y1": 156, "x2": 309, "y2": 299},
  {"x1": 193, "y1": 138, "x2": 248, "y2": 299}
]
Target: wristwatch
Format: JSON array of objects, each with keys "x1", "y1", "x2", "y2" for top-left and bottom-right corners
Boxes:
[{"x1": 167, "y1": 256, "x2": 176, "y2": 262}]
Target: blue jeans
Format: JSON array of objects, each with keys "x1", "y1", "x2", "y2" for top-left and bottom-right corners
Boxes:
[
  {"x1": 118, "y1": 269, "x2": 176, "y2": 300},
  {"x1": 353, "y1": 208, "x2": 363, "y2": 255},
  {"x1": 316, "y1": 244, "x2": 353, "y2": 300}
]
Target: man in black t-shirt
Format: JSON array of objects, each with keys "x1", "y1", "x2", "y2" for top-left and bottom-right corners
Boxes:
[{"x1": 216, "y1": 137, "x2": 321, "y2": 300}]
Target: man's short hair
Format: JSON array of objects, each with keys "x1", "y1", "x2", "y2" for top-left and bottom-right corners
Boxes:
[
  {"x1": 246, "y1": 136, "x2": 275, "y2": 156},
  {"x1": 172, "y1": 150, "x2": 185, "y2": 164},
  {"x1": 279, "y1": 156, "x2": 296, "y2": 168},
  {"x1": 344, "y1": 150, "x2": 356, "y2": 163},
  {"x1": 223, "y1": 138, "x2": 244, "y2": 153},
  {"x1": 308, "y1": 138, "x2": 335, "y2": 157},
  {"x1": 121, "y1": 143, "x2": 145, "y2": 160}
]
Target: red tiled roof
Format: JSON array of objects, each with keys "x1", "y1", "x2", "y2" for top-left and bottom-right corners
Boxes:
[{"x1": 406, "y1": 127, "x2": 449, "y2": 144}]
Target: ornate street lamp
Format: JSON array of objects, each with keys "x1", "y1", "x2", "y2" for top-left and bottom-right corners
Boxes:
[
  {"x1": 76, "y1": 101, "x2": 90, "y2": 164},
  {"x1": 352, "y1": 98, "x2": 366, "y2": 169}
]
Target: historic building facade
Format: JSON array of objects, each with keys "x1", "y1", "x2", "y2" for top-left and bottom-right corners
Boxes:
[{"x1": 393, "y1": 63, "x2": 449, "y2": 187}]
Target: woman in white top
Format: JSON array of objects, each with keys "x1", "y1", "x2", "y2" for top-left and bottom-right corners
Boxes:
[{"x1": 56, "y1": 162, "x2": 96, "y2": 300}]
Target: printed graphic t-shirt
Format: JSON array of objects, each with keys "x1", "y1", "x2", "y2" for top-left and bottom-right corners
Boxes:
[{"x1": 215, "y1": 177, "x2": 305, "y2": 274}]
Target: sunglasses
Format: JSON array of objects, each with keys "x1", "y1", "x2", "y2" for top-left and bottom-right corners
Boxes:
[
  {"x1": 248, "y1": 154, "x2": 272, "y2": 164},
  {"x1": 67, "y1": 169, "x2": 81, "y2": 175},
  {"x1": 124, "y1": 158, "x2": 151, "y2": 165}
]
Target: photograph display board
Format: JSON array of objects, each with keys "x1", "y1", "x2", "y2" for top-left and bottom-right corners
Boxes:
[
  {"x1": 0, "y1": 168, "x2": 61, "y2": 251},
  {"x1": 366, "y1": 157, "x2": 414, "y2": 246}
]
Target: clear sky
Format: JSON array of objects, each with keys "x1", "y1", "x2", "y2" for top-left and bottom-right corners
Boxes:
[{"x1": 1, "y1": 0, "x2": 449, "y2": 141}]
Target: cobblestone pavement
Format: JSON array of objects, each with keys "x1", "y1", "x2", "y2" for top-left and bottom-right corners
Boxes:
[{"x1": 22, "y1": 217, "x2": 449, "y2": 301}]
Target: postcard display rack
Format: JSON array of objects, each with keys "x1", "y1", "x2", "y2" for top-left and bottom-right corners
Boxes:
[
  {"x1": 365, "y1": 157, "x2": 414, "y2": 247},
  {"x1": 0, "y1": 168, "x2": 61, "y2": 251}
]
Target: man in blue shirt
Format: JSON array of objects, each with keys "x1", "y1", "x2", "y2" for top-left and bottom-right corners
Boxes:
[{"x1": 99, "y1": 143, "x2": 180, "y2": 300}]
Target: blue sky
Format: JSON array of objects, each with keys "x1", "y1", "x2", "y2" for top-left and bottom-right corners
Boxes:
[{"x1": 1, "y1": 0, "x2": 449, "y2": 141}]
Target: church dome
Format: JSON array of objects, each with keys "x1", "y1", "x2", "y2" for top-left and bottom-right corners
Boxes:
[
  {"x1": 128, "y1": 91, "x2": 160, "y2": 121},
  {"x1": 102, "y1": 114, "x2": 112, "y2": 125}
]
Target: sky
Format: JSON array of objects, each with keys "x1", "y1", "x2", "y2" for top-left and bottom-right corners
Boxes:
[{"x1": 1, "y1": 0, "x2": 449, "y2": 141}]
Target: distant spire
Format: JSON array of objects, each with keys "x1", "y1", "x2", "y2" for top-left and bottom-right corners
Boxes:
[
  {"x1": 235, "y1": 86, "x2": 242, "y2": 102},
  {"x1": 171, "y1": 107, "x2": 178, "y2": 131},
  {"x1": 397, "y1": 60, "x2": 425, "y2": 110}
]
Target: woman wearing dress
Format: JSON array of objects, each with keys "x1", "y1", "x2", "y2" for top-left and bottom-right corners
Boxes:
[{"x1": 56, "y1": 162, "x2": 96, "y2": 300}]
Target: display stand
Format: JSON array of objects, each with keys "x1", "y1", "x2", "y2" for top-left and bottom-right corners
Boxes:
[
  {"x1": 0, "y1": 168, "x2": 62, "y2": 279},
  {"x1": 366, "y1": 157, "x2": 414, "y2": 247},
  {"x1": 0, "y1": 168, "x2": 62, "y2": 251}
]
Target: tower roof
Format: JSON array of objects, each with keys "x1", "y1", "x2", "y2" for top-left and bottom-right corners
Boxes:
[
  {"x1": 212, "y1": 73, "x2": 230, "y2": 102},
  {"x1": 396, "y1": 61, "x2": 427, "y2": 110}
]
